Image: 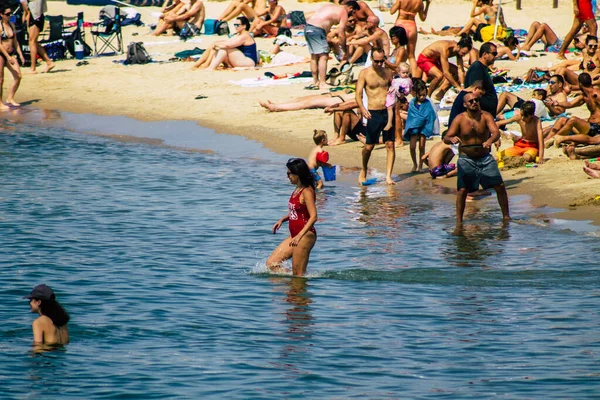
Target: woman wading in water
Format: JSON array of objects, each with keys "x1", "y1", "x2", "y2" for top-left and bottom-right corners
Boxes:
[
  {"x1": 267, "y1": 158, "x2": 317, "y2": 277},
  {"x1": 25, "y1": 284, "x2": 70, "y2": 347}
]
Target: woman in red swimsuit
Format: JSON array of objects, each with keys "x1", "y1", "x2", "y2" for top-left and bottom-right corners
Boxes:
[{"x1": 267, "y1": 158, "x2": 317, "y2": 277}]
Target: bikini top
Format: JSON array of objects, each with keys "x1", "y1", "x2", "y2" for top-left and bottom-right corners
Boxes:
[
  {"x1": 1, "y1": 22, "x2": 10, "y2": 40},
  {"x1": 580, "y1": 58, "x2": 597, "y2": 71}
]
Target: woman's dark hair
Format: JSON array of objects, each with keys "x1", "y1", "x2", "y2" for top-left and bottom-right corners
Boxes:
[
  {"x1": 457, "y1": 33, "x2": 473, "y2": 50},
  {"x1": 481, "y1": 0, "x2": 492, "y2": 4},
  {"x1": 237, "y1": 16, "x2": 250, "y2": 31},
  {"x1": 36, "y1": 297, "x2": 70, "y2": 327},
  {"x1": 389, "y1": 26, "x2": 408, "y2": 46},
  {"x1": 586, "y1": 35, "x2": 598, "y2": 45},
  {"x1": 503, "y1": 36, "x2": 519, "y2": 48},
  {"x1": 286, "y1": 158, "x2": 315, "y2": 189}
]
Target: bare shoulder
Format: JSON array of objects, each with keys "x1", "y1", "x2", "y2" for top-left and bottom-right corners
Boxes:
[{"x1": 33, "y1": 315, "x2": 53, "y2": 329}]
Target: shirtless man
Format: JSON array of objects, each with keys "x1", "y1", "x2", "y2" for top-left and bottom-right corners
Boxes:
[
  {"x1": 416, "y1": 36, "x2": 472, "y2": 99},
  {"x1": 546, "y1": 73, "x2": 600, "y2": 147},
  {"x1": 356, "y1": 48, "x2": 395, "y2": 184},
  {"x1": 304, "y1": 1, "x2": 359, "y2": 90},
  {"x1": 346, "y1": 16, "x2": 390, "y2": 66},
  {"x1": 497, "y1": 101, "x2": 544, "y2": 164},
  {"x1": 342, "y1": 0, "x2": 375, "y2": 27},
  {"x1": 327, "y1": 14, "x2": 363, "y2": 63},
  {"x1": 153, "y1": 0, "x2": 205, "y2": 36},
  {"x1": 444, "y1": 92, "x2": 510, "y2": 225},
  {"x1": 390, "y1": 0, "x2": 430, "y2": 75}
]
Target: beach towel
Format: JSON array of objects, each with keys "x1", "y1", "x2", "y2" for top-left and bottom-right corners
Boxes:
[
  {"x1": 229, "y1": 76, "x2": 313, "y2": 87},
  {"x1": 404, "y1": 98, "x2": 439, "y2": 140}
]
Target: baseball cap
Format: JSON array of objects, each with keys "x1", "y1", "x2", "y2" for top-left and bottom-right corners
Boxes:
[{"x1": 23, "y1": 284, "x2": 55, "y2": 300}]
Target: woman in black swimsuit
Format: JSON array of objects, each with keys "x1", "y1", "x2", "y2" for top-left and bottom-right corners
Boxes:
[{"x1": 0, "y1": 6, "x2": 24, "y2": 109}]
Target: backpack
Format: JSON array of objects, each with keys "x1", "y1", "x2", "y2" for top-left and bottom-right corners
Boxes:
[
  {"x1": 217, "y1": 20, "x2": 229, "y2": 36},
  {"x1": 125, "y1": 42, "x2": 151, "y2": 65}
]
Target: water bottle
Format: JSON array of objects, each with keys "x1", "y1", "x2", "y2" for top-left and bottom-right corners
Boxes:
[{"x1": 74, "y1": 40, "x2": 84, "y2": 60}]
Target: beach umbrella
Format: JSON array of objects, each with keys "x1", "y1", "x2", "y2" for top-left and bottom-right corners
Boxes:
[{"x1": 493, "y1": 0, "x2": 502, "y2": 40}]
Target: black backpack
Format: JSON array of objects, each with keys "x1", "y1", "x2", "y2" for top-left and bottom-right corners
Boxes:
[
  {"x1": 289, "y1": 11, "x2": 305, "y2": 28},
  {"x1": 125, "y1": 42, "x2": 151, "y2": 64},
  {"x1": 216, "y1": 20, "x2": 229, "y2": 36}
]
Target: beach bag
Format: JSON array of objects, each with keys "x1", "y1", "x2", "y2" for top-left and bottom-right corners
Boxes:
[
  {"x1": 204, "y1": 18, "x2": 217, "y2": 35},
  {"x1": 277, "y1": 27, "x2": 292, "y2": 38},
  {"x1": 125, "y1": 42, "x2": 151, "y2": 65},
  {"x1": 217, "y1": 21, "x2": 229, "y2": 36},
  {"x1": 289, "y1": 11, "x2": 306, "y2": 28},
  {"x1": 480, "y1": 25, "x2": 507, "y2": 42},
  {"x1": 179, "y1": 22, "x2": 197, "y2": 40}
]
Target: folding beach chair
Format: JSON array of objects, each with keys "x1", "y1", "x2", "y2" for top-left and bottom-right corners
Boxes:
[
  {"x1": 64, "y1": 12, "x2": 92, "y2": 58},
  {"x1": 39, "y1": 15, "x2": 68, "y2": 61},
  {"x1": 91, "y1": 7, "x2": 123, "y2": 56}
]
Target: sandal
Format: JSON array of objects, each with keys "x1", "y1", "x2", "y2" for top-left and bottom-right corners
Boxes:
[{"x1": 304, "y1": 84, "x2": 320, "y2": 90}]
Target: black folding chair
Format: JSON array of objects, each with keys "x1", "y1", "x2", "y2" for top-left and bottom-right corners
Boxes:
[
  {"x1": 39, "y1": 15, "x2": 68, "y2": 61},
  {"x1": 91, "y1": 7, "x2": 123, "y2": 56}
]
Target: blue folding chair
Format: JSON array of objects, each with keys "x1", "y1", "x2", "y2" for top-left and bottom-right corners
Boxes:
[{"x1": 91, "y1": 7, "x2": 123, "y2": 56}]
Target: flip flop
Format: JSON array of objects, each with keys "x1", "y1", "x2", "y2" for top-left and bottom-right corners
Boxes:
[
  {"x1": 304, "y1": 84, "x2": 320, "y2": 90},
  {"x1": 359, "y1": 177, "x2": 378, "y2": 186},
  {"x1": 195, "y1": 95, "x2": 208, "y2": 100}
]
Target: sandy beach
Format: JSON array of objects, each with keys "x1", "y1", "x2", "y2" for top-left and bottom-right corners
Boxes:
[{"x1": 10, "y1": 0, "x2": 600, "y2": 223}]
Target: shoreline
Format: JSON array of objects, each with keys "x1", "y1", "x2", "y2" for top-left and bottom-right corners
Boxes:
[{"x1": 7, "y1": 0, "x2": 600, "y2": 225}]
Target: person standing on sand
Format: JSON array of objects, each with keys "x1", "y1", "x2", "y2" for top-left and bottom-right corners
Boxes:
[
  {"x1": 464, "y1": 42, "x2": 498, "y2": 117},
  {"x1": 24, "y1": 284, "x2": 70, "y2": 347},
  {"x1": 23, "y1": 0, "x2": 54, "y2": 73},
  {"x1": 557, "y1": 0, "x2": 598, "y2": 60},
  {"x1": 356, "y1": 47, "x2": 395, "y2": 185},
  {"x1": 267, "y1": 158, "x2": 317, "y2": 277},
  {"x1": 390, "y1": 0, "x2": 430, "y2": 76},
  {"x1": 444, "y1": 92, "x2": 510, "y2": 226},
  {"x1": 0, "y1": 5, "x2": 24, "y2": 109},
  {"x1": 304, "y1": 1, "x2": 359, "y2": 90}
]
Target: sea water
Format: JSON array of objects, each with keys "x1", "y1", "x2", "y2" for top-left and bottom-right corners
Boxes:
[{"x1": 1, "y1": 110, "x2": 599, "y2": 399}]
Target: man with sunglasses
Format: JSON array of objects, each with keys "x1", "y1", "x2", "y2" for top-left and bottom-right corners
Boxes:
[
  {"x1": 444, "y1": 92, "x2": 510, "y2": 226},
  {"x1": 327, "y1": 13, "x2": 363, "y2": 63},
  {"x1": 356, "y1": 47, "x2": 395, "y2": 185},
  {"x1": 464, "y1": 41, "x2": 498, "y2": 117}
]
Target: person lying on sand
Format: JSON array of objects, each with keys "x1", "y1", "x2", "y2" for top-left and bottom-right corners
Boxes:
[
  {"x1": 260, "y1": 91, "x2": 355, "y2": 112},
  {"x1": 583, "y1": 159, "x2": 600, "y2": 178}
]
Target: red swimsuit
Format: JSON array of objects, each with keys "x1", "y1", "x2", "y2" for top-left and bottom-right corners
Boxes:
[{"x1": 288, "y1": 188, "x2": 316, "y2": 238}]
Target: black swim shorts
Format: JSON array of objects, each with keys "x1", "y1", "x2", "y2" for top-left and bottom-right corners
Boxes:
[
  {"x1": 29, "y1": 14, "x2": 44, "y2": 31},
  {"x1": 589, "y1": 122, "x2": 600, "y2": 137},
  {"x1": 364, "y1": 109, "x2": 394, "y2": 145}
]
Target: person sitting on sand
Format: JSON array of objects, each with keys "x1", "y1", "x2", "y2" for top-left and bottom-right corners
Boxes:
[
  {"x1": 25, "y1": 284, "x2": 70, "y2": 346},
  {"x1": 455, "y1": 0, "x2": 507, "y2": 41},
  {"x1": 541, "y1": 36, "x2": 600, "y2": 89},
  {"x1": 496, "y1": 89, "x2": 549, "y2": 121},
  {"x1": 342, "y1": 0, "x2": 375, "y2": 27},
  {"x1": 556, "y1": 0, "x2": 597, "y2": 60},
  {"x1": 260, "y1": 91, "x2": 355, "y2": 112},
  {"x1": 344, "y1": 16, "x2": 390, "y2": 67},
  {"x1": 192, "y1": 16, "x2": 257, "y2": 70},
  {"x1": 497, "y1": 101, "x2": 544, "y2": 165},
  {"x1": 217, "y1": 0, "x2": 262, "y2": 23},
  {"x1": 307, "y1": 129, "x2": 333, "y2": 189},
  {"x1": 415, "y1": 35, "x2": 472, "y2": 101},
  {"x1": 495, "y1": 36, "x2": 520, "y2": 61},
  {"x1": 390, "y1": 0, "x2": 431, "y2": 76},
  {"x1": 22, "y1": 0, "x2": 54, "y2": 73},
  {"x1": 546, "y1": 73, "x2": 600, "y2": 147},
  {"x1": 422, "y1": 132, "x2": 458, "y2": 179},
  {"x1": 0, "y1": 5, "x2": 24, "y2": 109},
  {"x1": 153, "y1": 0, "x2": 205, "y2": 37},
  {"x1": 328, "y1": 14, "x2": 363, "y2": 63},
  {"x1": 324, "y1": 99, "x2": 366, "y2": 145},
  {"x1": 250, "y1": 0, "x2": 286, "y2": 37},
  {"x1": 542, "y1": 75, "x2": 569, "y2": 117},
  {"x1": 583, "y1": 159, "x2": 600, "y2": 178},
  {"x1": 520, "y1": 21, "x2": 564, "y2": 53}
]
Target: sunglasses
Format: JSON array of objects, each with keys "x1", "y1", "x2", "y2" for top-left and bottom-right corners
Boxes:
[
  {"x1": 233, "y1": 23, "x2": 241, "y2": 27},
  {"x1": 589, "y1": 44, "x2": 599, "y2": 48},
  {"x1": 372, "y1": 59, "x2": 385, "y2": 64},
  {"x1": 2, "y1": 12, "x2": 10, "y2": 16},
  {"x1": 490, "y1": 51, "x2": 498, "y2": 57},
  {"x1": 548, "y1": 80, "x2": 557, "y2": 84},
  {"x1": 467, "y1": 98, "x2": 480, "y2": 104}
]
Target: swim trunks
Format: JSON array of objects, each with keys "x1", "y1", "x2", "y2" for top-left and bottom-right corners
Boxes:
[
  {"x1": 416, "y1": 53, "x2": 441, "y2": 75},
  {"x1": 310, "y1": 167, "x2": 322, "y2": 182},
  {"x1": 502, "y1": 139, "x2": 539, "y2": 158},
  {"x1": 545, "y1": 38, "x2": 563, "y2": 53},
  {"x1": 589, "y1": 122, "x2": 600, "y2": 137},
  {"x1": 457, "y1": 153, "x2": 504, "y2": 192},
  {"x1": 577, "y1": 0, "x2": 594, "y2": 21},
  {"x1": 304, "y1": 24, "x2": 328, "y2": 55},
  {"x1": 430, "y1": 163, "x2": 456, "y2": 178},
  {"x1": 364, "y1": 109, "x2": 394, "y2": 145}
]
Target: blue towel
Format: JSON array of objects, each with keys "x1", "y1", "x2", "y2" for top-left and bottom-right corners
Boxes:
[
  {"x1": 404, "y1": 98, "x2": 438, "y2": 140},
  {"x1": 541, "y1": 112, "x2": 569, "y2": 122}
]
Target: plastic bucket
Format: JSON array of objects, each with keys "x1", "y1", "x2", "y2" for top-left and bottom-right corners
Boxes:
[
  {"x1": 74, "y1": 40, "x2": 84, "y2": 60},
  {"x1": 322, "y1": 165, "x2": 336, "y2": 181}
]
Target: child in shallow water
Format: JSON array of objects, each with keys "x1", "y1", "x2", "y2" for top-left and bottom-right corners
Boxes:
[{"x1": 307, "y1": 130, "x2": 332, "y2": 189}]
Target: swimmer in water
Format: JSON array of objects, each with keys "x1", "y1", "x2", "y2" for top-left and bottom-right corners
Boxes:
[
  {"x1": 267, "y1": 158, "x2": 317, "y2": 277},
  {"x1": 24, "y1": 284, "x2": 70, "y2": 347}
]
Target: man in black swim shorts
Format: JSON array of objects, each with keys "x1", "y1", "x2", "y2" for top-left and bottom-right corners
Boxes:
[
  {"x1": 444, "y1": 92, "x2": 510, "y2": 226},
  {"x1": 356, "y1": 47, "x2": 395, "y2": 185}
]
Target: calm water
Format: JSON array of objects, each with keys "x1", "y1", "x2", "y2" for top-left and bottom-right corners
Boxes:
[{"x1": 1, "y1": 111, "x2": 600, "y2": 399}]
